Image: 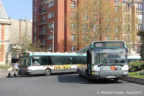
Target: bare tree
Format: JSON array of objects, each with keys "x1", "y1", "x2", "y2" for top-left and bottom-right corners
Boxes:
[{"x1": 69, "y1": 0, "x2": 122, "y2": 50}]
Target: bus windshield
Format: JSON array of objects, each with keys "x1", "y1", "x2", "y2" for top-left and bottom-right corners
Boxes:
[
  {"x1": 95, "y1": 52, "x2": 126, "y2": 65},
  {"x1": 18, "y1": 57, "x2": 31, "y2": 66}
]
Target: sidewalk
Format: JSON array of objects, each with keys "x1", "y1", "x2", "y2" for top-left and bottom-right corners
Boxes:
[{"x1": 0, "y1": 69, "x2": 9, "y2": 78}]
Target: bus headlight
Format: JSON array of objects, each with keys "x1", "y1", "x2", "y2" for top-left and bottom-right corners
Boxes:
[
  {"x1": 123, "y1": 70, "x2": 128, "y2": 75},
  {"x1": 121, "y1": 65, "x2": 128, "y2": 76},
  {"x1": 121, "y1": 65, "x2": 128, "y2": 71},
  {"x1": 92, "y1": 71, "x2": 100, "y2": 76}
]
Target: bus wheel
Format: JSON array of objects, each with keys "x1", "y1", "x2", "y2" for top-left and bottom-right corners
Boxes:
[
  {"x1": 113, "y1": 78, "x2": 119, "y2": 82},
  {"x1": 45, "y1": 69, "x2": 51, "y2": 76}
]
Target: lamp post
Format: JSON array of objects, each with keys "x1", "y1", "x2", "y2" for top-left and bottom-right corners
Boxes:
[{"x1": 52, "y1": 21, "x2": 54, "y2": 52}]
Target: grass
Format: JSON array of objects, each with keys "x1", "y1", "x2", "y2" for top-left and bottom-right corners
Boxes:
[
  {"x1": 129, "y1": 72, "x2": 144, "y2": 79},
  {"x1": 0, "y1": 65, "x2": 11, "y2": 70}
]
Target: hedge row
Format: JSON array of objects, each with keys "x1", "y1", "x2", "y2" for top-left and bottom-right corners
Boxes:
[{"x1": 129, "y1": 61, "x2": 144, "y2": 72}]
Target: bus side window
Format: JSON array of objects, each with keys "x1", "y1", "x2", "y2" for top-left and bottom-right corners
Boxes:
[
  {"x1": 63, "y1": 57, "x2": 68, "y2": 64},
  {"x1": 69, "y1": 57, "x2": 73, "y2": 64},
  {"x1": 41, "y1": 56, "x2": 52, "y2": 65}
]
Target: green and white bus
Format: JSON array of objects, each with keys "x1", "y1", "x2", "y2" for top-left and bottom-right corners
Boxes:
[
  {"x1": 18, "y1": 52, "x2": 86, "y2": 76},
  {"x1": 78, "y1": 41, "x2": 128, "y2": 81}
]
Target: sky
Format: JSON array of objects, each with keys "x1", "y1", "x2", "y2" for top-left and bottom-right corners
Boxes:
[{"x1": 1, "y1": 0, "x2": 32, "y2": 20}]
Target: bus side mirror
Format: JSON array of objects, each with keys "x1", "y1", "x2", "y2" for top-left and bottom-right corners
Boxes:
[{"x1": 126, "y1": 48, "x2": 128, "y2": 53}]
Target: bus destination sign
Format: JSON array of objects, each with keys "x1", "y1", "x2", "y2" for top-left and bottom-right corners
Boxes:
[{"x1": 94, "y1": 42, "x2": 124, "y2": 48}]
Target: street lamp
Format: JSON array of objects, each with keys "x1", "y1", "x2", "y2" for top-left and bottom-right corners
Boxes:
[{"x1": 52, "y1": 21, "x2": 54, "y2": 52}]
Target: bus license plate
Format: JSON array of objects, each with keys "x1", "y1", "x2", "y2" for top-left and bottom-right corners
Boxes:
[{"x1": 107, "y1": 76, "x2": 116, "y2": 78}]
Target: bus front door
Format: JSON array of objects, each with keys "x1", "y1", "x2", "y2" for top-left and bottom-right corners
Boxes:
[{"x1": 87, "y1": 50, "x2": 92, "y2": 76}]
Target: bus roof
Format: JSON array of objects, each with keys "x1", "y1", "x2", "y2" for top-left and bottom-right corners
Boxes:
[
  {"x1": 78, "y1": 40, "x2": 127, "y2": 53},
  {"x1": 20, "y1": 52, "x2": 86, "y2": 57}
]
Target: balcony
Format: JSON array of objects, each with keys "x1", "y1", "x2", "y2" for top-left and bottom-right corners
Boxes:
[
  {"x1": 39, "y1": 9, "x2": 46, "y2": 15},
  {"x1": 39, "y1": 30, "x2": 46, "y2": 35},
  {"x1": 39, "y1": 20, "x2": 46, "y2": 25},
  {"x1": 39, "y1": 0, "x2": 47, "y2": 5}
]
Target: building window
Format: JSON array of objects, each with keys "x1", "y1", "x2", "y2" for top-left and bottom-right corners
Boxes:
[
  {"x1": 93, "y1": 25, "x2": 97, "y2": 32},
  {"x1": 106, "y1": 36, "x2": 110, "y2": 40},
  {"x1": 115, "y1": 37, "x2": 118, "y2": 40},
  {"x1": 71, "y1": 45, "x2": 76, "y2": 52},
  {"x1": 137, "y1": 3, "x2": 142, "y2": 11},
  {"x1": 114, "y1": 6, "x2": 118, "y2": 12},
  {"x1": 83, "y1": 13, "x2": 88, "y2": 20},
  {"x1": 48, "y1": 12, "x2": 54, "y2": 19},
  {"x1": 138, "y1": 36, "x2": 141, "y2": 43},
  {"x1": 114, "y1": 17, "x2": 119, "y2": 22},
  {"x1": 137, "y1": 15, "x2": 142, "y2": 23},
  {"x1": 126, "y1": 4, "x2": 130, "y2": 11},
  {"x1": 70, "y1": 3, "x2": 75, "y2": 8},
  {"x1": 126, "y1": 25, "x2": 130, "y2": 33},
  {"x1": 114, "y1": 0, "x2": 119, "y2": 3},
  {"x1": 83, "y1": 35, "x2": 87, "y2": 41},
  {"x1": 115, "y1": 27, "x2": 119, "y2": 33},
  {"x1": 127, "y1": 35, "x2": 130, "y2": 41},
  {"x1": 41, "y1": 15, "x2": 45, "y2": 22},
  {"x1": 83, "y1": 23, "x2": 88, "y2": 31},
  {"x1": 71, "y1": 34, "x2": 75, "y2": 42},
  {"x1": 70, "y1": 13, "x2": 76, "y2": 20},
  {"x1": 34, "y1": 27, "x2": 36, "y2": 34},
  {"x1": 70, "y1": 23, "x2": 76, "y2": 31},
  {"x1": 34, "y1": 16, "x2": 36, "y2": 24},
  {"x1": 126, "y1": 14, "x2": 130, "y2": 22},
  {"x1": 48, "y1": 34, "x2": 53, "y2": 40},
  {"x1": 138, "y1": 24, "x2": 142, "y2": 31},
  {"x1": 34, "y1": 0, "x2": 36, "y2": 4},
  {"x1": 34, "y1": 37, "x2": 36, "y2": 43},
  {"x1": 48, "y1": 22, "x2": 54, "y2": 29},
  {"x1": 34, "y1": 8, "x2": 37, "y2": 14},
  {"x1": 48, "y1": 46, "x2": 52, "y2": 51},
  {"x1": 41, "y1": 39, "x2": 46, "y2": 45},
  {"x1": 48, "y1": 2, "x2": 54, "y2": 8}
]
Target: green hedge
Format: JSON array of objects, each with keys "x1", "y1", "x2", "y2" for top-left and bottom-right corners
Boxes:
[
  {"x1": 129, "y1": 61, "x2": 144, "y2": 72},
  {"x1": 0, "y1": 65, "x2": 11, "y2": 69}
]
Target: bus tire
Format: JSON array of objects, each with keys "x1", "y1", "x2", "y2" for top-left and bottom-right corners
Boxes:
[
  {"x1": 45, "y1": 69, "x2": 51, "y2": 76},
  {"x1": 78, "y1": 73, "x2": 83, "y2": 77},
  {"x1": 113, "y1": 78, "x2": 119, "y2": 82}
]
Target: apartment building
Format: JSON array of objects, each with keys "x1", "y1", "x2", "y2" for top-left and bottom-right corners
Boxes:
[
  {"x1": 33, "y1": 0, "x2": 72, "y2": 52},
  {"x1": 33, "y1": 0, "x2": 142, "y2": 53},
  {"x1": 123, "y1": 0, "x2": 142, "y2": 54},
  {"x1": 33, "y1": 0, "x2": 123, "y2": 52}
]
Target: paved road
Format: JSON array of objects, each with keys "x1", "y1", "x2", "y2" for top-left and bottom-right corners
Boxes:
[{"x1": 0, "y1": 74, "x2": 144, "y2": 96}]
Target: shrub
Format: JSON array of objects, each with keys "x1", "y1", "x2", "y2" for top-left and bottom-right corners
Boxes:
[
  {"x1": 0, "y1": 65, "x2": 11, "y2": 69},
  {"x1": 137, "y1": 70, "x2": 144, "y2": 75},
  {"x1": 129, "y1": 61, "x2": 144, "y2": 72}
]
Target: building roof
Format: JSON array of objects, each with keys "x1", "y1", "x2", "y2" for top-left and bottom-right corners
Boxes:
[{"x1": 0, "y1": 1, "x2": 8, "y2": 19}]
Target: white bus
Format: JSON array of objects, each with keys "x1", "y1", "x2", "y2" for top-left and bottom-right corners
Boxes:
[
  {"x1": 18, "y1": 52, "x2": 86, "y2": 76},
  {"x1": 78, "y1": 41, "x2": 128, "y2": 81}
]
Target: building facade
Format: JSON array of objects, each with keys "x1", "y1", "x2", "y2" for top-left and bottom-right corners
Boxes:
[
  {"x1": 33, "y1": 0, "x2": 141, "y2": 53},
  {"x1": 33, "y1": 0, "x2": 81, "y2": 52},
  {"x1": 123, "y1": 0, "x2": 142, "y2": 54},
  {"x1": 0, "y1": 1, "x2": 11, "y2": 65},
  {"x1": 0, "y1": 1, "x2": 32, "y2": 65},
  {"x1": 9, "y1": 19, "x2": 32, "y2": 59}
]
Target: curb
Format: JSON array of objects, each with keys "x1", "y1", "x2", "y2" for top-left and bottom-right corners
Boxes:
[{"x1": 121, "y1": 77, "x2": 144, "y2": 85}]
